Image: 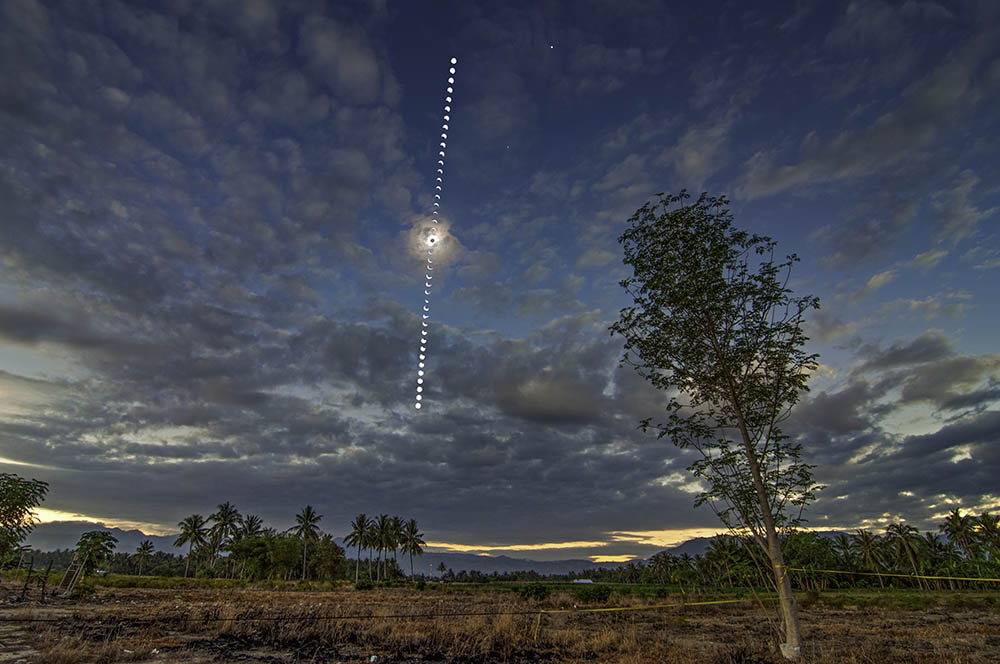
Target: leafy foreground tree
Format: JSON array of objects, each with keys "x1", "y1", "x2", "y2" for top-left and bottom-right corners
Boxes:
[
  {"x1": 610, "y1": 190, "x2": 822, "y2": 660},
  {"x1": 0, "y1": 473, "x2": 49, "y2": 564},
  {"x1": 75, "y1": 531, "x2": 118, "y2": 575}
]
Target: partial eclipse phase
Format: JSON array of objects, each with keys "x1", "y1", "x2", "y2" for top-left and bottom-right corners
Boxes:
[{"x1": 415, "y1": 57, "x2": 458, "y2": 410}]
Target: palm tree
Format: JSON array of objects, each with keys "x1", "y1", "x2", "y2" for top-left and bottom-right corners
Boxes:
[
  {"x1": 940, "y1": 508, "x2": 978, "y2": 559},
  {"x1": 886, "y1": 523, "x2": 924, "y2": 589},
  {"x1": 706, "y1": 536, "x2": 734, "y2": 588},
  {"x1": 401, "y1": 519, "x2": 426, "y2": 577},
  {"x1": 134, "y1": 540, "x2": 154, "y2": 576},
  {"x1": 211, "y1": 502, "x2": 241, "y2": 541},
  {"x1": 649, "y1": 552, "x2": 670, "y2": 585},
  {"x1": 390, "y1": 515, "x2": 404, "y2": 565},
  {"x1": 75, "y1": 531, "x2": 118, "y2": 575},
  {"x1": 290, "y1": 505, "x2": 322, "y2": 580},
  {"x1": 344, "y1": 513, "x2": 369, "y2": 583},
  {"x1": 975, "y1": 512, "x2": 1000, "y2": 559},
  {"x1": 363, "y1": 521, "x2": 379, "y2": 581},
  {"x1": 832, "y1": 534, "x2": 853, "y2": 569},
  {"x1": 208, "y1": 502, "x2": 241, "y2": 574},
  {"x1": 239, "y1": 514, "x2": 264, "y2": 539},
  {"x1": 851, "y1": 529, "x2": 884, "y2": 588},
  {"x1": 375, "y1": 514, "x2": 392, "y2": 581},
  {"x1": 175, "y1": 514, "x2": 209, "y2": 578}
]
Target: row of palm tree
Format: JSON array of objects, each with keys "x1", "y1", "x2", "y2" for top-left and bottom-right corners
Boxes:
[
  {"x1": 344, "y1": 513, "x2": 426, "y2": 582},
  {"x1": 630, "y1": 510, "x2": 1000, "y2": 592},
  {"x1": 939, "y1": 508, "x2": 1000, "y2": 560},
  {"x1": 171, "y1": 505, "x2": 425, "y2": 582},
  {"x1": 174, "y1": 503, "x2": 316, "y2": 578}
]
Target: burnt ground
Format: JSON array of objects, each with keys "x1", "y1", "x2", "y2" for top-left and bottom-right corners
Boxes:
[{"x1": 0, "y1": 584, "x2": 998, "y2": 663}]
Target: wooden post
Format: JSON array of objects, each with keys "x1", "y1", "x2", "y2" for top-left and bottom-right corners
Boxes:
[
  {"x1": 40, "y1": 560, "x2": 53, "y2": 602},
  {"x1": 19, "y1": 557, "x2": 34, "y2": 602}
]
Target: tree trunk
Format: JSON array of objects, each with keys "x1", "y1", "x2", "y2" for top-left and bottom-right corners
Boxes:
[
  {"x1": 735, "y1": 414, "x2": 801, "y2": 660},
  {"x1": 302, "y1": 540, "x2": 308, "y2": 580},
  {"x1": 355, "y1": 544, "x2": 361, "y2": 583}
]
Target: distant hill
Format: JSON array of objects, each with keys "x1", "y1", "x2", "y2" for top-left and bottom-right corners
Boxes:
[
  {"x1": 659, "y1": 536, "x2": 713, "y2": 557},
  {"x1": 649, "y1": 530, "x2": 866, "y2": 561},
  {"x1": 24, "y1": 521, "x2": 182, "y2": 554}
]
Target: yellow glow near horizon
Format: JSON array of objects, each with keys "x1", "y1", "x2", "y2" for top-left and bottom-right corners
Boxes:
[
  {"x1": 426, "y1": 527, "x2": 735, "y2": 555},
  {"x1": 0, "y1": 456, "x2": 56, "y2": 469},
  {"x1": 425, "y1": 539, "x2": 611, "y2": 553},
  {"x1": 32, "y1": 508, "x2": 175, "y2": 536},
  {"x1": 608, "y1": 527, "x2": 727, "y2": 548},
  {"x1": 589, "y1": 555, "x2": 638, "y2": 563}
]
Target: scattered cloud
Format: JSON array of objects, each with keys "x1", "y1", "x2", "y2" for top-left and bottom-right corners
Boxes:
[
  {"x1": 738, "y1": 32, "x2": 991, "y2": 199},
  {"x1": 930, "y1": 169, "x2": 999, "y2": 244},
  {"x1": 904, "y1": 249, "x2": 948, "y2": 272},
  {"x1": 852, "y1": 268, "x2": 898, "y2": 300}
]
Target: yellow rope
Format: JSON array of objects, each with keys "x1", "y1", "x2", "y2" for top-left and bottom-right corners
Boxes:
[
  {"x1": 530, "y1": 596, "x2": 771, "y2": 644},
  {"x1": 783, "y1": 567, "x2": 1000, "y2": 583}
]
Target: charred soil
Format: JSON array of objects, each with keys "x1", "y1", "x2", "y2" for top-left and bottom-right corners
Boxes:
[{"x1": 0, "y1": 585, "x2": 997, "y2": 663}]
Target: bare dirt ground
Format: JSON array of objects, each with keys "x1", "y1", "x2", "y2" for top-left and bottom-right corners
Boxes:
[{"x1": 1, "y1": 583, "x2": 998, "y2": 663}]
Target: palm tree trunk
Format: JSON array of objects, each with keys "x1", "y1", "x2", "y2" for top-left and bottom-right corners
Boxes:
[
  {"x1": 355, "y1": 544, "x2": 361, "y2": 583},
  {"x1": 185, "y1": 543, "x2": 193, "y2": 578},
  {"x1": 302, "y1": 540, "x2": 308, "y2": 580},
  {"x1": 410, "y1": 552, "x2": 414, "y2": 578}
]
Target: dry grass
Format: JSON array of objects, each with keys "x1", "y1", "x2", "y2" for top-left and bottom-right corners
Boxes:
[{"x1": 7, "y1": 586, "x2": 999, "y2": 663}]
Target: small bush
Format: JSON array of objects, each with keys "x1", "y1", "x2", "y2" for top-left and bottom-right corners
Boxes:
[
  {"x1": 798, "y1": 589, "x2": 822, "y2": 609},
  {"x1": 517, "y1": 583, "x2": 551, "y2": 601},
  {"x1": 573, "y1": 584, "x2": 612, "y2": 603},
  {"x1": 355, "y1": 579, "x2": 373, "y2": 590},
  {"x1": 68, "y1": 578, "x2": 96, "y2": 599},
  {"x1": 413, "y1": 579, "x2": 426, "y2": 590}
]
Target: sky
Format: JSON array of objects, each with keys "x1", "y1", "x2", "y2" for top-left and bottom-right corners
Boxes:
[{"x1": 1, "y1": 0, "x2": 998, "y2": 564}]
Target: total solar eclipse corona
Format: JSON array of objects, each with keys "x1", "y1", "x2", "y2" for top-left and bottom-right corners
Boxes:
[{"x1": 413, "y1": 57, "x2": 458, "y2": 410}]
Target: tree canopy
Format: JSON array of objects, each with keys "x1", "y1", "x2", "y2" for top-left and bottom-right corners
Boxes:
[
  {"x1": 611, "y1": 190, "x2": 822, "y2": 659},
  {"x1": 0, "y1": 472, "x2": 49, "y2": 562}
]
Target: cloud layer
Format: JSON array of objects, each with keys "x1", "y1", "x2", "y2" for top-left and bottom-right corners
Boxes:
[{"x1": 1, "y1": 0, "x2": 997, "y2": 560}]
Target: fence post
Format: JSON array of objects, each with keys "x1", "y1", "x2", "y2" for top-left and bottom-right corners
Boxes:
[
  {"x1": 19, "y1": 557, "x2": 34, "y2": 602},
  {"x1": 40, "y1": 560, "x2": 54, "y2": 602}
]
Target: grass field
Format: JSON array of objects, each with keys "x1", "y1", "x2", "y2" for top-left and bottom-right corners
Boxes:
[{"x1": 1, "y1": 578, "x2": 998, "y2": 663}]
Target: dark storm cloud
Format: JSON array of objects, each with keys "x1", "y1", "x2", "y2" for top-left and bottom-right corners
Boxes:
[
  {"x1": 854, "y1": 329, "x2": 954, "y2": 372},
  {"x1": 791, "y1": 328, "x2": 1000, "y2": 529},
  {"x1": 898, "y1": 355, "x2": 1000, "y2": 408},
  {"x1": 0, "y1": 304, "x2": 141, "y2": 353},
  {"x1": 893, "y1": 409, "x2": 1000, "y2": 461}
]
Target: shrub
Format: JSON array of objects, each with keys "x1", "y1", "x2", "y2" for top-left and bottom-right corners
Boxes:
[
  {"x1": 68, "y1": 578, "x2": 96, "y2": 599},
  {"x1": 573, "y1": 584, "x2": 612, "y2": 603},
  {"x1": 355, "y1": 579, "x2": 373, "y2": 590},
  {"x1": 517, "y1": 583, "x2": 551, "y2": 601},
  {"x1": 413, "y1": 579, "x2": 426, "y2": 590}
]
